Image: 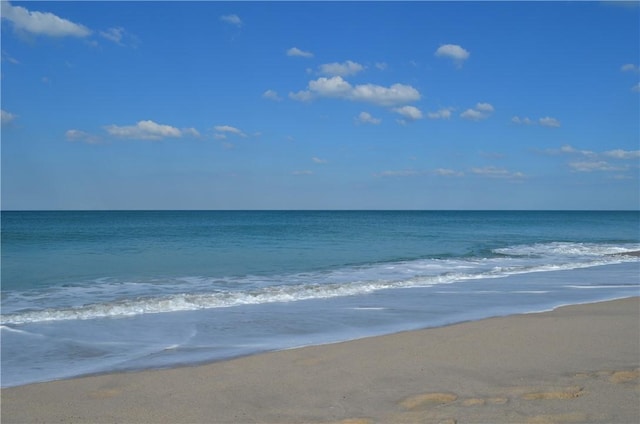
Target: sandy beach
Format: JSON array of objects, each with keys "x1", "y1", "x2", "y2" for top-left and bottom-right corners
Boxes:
[{"x1": 2, "y1": 297, "x2": 638, "y2": 424}]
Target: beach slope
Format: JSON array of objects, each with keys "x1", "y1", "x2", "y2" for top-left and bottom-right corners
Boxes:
[{"x1": 2, "y1": 297, "x2": 639, "y2": 424}]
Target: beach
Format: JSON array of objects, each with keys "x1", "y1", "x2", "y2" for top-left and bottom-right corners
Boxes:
[{"x1": 2, "y1": 297, "x2": 638, "y2": 424}]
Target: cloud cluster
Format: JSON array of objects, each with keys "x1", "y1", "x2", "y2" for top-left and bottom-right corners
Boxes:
[
  {"x1": 1, "y1": 1, "x2": 91, "y2": 38},
  {"x1": 290, "y1": 76, "x2": 421, "y2": 107},
  {"x1": 512, "y1": 116, "x2": 561, "y2": 128},
  {"x1": 547, "y1": 144, "x2": 639, "y2": 174}
]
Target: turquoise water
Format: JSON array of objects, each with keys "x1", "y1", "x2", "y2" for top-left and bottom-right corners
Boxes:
[{"x1": 2, "y1": 211, "x2": 639, "y2": 387}]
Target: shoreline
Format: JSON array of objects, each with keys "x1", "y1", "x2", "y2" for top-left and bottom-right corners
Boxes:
[{"x1": 2, "y1": 297, "x2": 638, "y2": 423}]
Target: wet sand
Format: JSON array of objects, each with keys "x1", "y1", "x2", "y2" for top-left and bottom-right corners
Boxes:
[{"x1": 2, "y1": 297, "x2": 639, "y2": 424}]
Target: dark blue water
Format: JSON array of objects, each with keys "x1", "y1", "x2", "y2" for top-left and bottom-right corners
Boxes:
[{"x1": 2, "y1": 211, "x2": 639, "y2": 387}]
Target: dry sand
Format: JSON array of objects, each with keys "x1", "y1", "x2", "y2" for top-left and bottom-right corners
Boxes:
[{"x1": 2, "y1": 297, "x2": 639, "y2": 424}]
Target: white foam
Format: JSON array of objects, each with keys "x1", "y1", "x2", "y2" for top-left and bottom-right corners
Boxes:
[{"x1": 2, "y1": 241, "x2": 638, "y2": 325}]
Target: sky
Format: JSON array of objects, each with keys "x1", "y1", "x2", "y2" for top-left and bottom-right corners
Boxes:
[{"x1": 1, "y1": 1, "x2": 639, "y2": 210}]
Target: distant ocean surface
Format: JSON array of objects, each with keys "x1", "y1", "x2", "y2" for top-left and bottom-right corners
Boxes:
[{"x1": 2, "y1": 210, "x2": 639, "y2": 387}]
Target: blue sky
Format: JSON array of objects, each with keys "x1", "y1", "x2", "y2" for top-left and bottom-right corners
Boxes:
[{"x1": 1, "y1": 1, "x2": 639, "y2": 210}]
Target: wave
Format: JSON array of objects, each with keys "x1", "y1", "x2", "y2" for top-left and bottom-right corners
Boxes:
[{"x1": 2, "y1": 242, "x2": 638, "y2": 325}]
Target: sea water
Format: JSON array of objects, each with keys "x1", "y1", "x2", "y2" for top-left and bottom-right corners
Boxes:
[{"x1": 1, "y1": 210, "x2": 638, "y2": 387}]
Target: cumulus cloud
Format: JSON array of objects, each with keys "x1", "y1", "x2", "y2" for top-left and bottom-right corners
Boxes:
[
  {"x1": 214, "y1": 125, "x2": 246, "y2": 137},
  {"x1": 220, "y1": 14, "x2": 242, "y2": 27},
  {"x1": 461, "y1": 103, "x2": 494, "y2": 121},
  {"x1": 291, "y1": 76, "x2": 420, "y2": 107},
  {"x1": 318, "y1": 60, "x2": 365, "y2": 77},
  {"x1": 262, "y1": 89, "x2": 282, "y2": 101},
  {"x1": 1, "y1": 109, "x2": 17, "y2": 126},
  {"x1": 539, "y1": 116, "x2": 561, "y2": 127},
  {"x1": 435, "y1": 44, "x2": 470, "y2": 67},
  {"x1": 65, "y1": 129, "x2": 102, "y2": 144},
  {"x1": 287, "y1": 47, "x2": 314, "y2": 58},
  {"x1": 512, "y1": 116, "x2": 533, "y2": 125},
  {"x1": 1, "y1": 1, "x2": 91, "y2": 38},
  {"x1": 513, "y1": 115, "x2": 561, "y2": 128},
  {"x1": 355, "y1": 111, "x2": 381, "y2": 125},
  {"x1": 105, "y1": 120, "x2": 187, "y2": 140},
  {"x1": 393, "y1": 105, "x2": 423, "y2": 122},
  {"x1": 427, "y1": 108, "x2": 453, "y2": 120}
]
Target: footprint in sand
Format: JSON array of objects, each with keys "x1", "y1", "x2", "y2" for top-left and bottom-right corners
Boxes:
[
  {"x1": 399, "y1": 392, "x2": 458, "y2": 410},
  {"x1": 461, "y1": 396, "x2": 508, "y2": 406},
  {"x1": 520, "y1": 386, "x2": 585, "y2": 400},
  {"x1": 609, "y1": 369, "x2": 639, "y2": 384}
]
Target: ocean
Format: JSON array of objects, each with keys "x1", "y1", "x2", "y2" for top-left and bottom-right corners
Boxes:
[{"x1": 1, "y1": 210, "x2": 639, "y2": 388}]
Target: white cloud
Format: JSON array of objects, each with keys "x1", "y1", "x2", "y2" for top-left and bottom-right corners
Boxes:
[
  {"x1": 312, "y1": 157, "x2": 327, "y2": 164},
  {"x1": 603, "y1": 149, "x2": 640, "y2": 159},
  {"x1": 427, "y1": 108, "x2": 453, "y2": 120},
  {"x1": 539, "y1": 116, "x2": 561, "y2": 127},
  {"x1": 100, "y1": 27, "x2": 124, "y2": 44},
  {"x1": 182, "y1": 127, "x2": 201, "y2": 137},
  {"x1": 356, "y1": 111, "x2": 381, "y2": 125},
  {"x1": 1, "y1": 51, "x2": 20, "y2": 64},
  {"x1": 377, "y1": 170, "x2": 424, "y2": 178},
  {"x1": 318, "y1": 60, "x2": 365, "y2": 77},
  {"x1": 461, "y1": 102, "x2": 494, "y2": 121},
  {"x1": 632, "y1": 83, "x2": 640, "y2": 93},
  {"x1": 1, "y1": 1, "x2": 91, "y2": 38},
  {"x1": 105, "y1": 120, "x2": 185, "y2": 140},
  {"x1": 287, "y1": 47, "x2": 313, "y2": 58},
  {"x1": 375, "y1": 62, "x2": 388, "y2": 71},
  {"x1": 512, "y1": 116, "x2": 533, "y2": 125},
  {"x1": 435, "y1": 44, "x2": 470, "y2": 66},
  {"x1": 471, "y1": 166, "x2": 525, "y2": 179},
  {"x1": 621, "y1": 63, "x2": 639, "y2": 72},
  {"x1": 393, "y1": 105, "x2": 423, "y2": 121},
  {"x1": 308, "y1": 76, "x2": 353, "y2": 97},
  {"x1": 433, "y1": 168, "x2": 464, "y2": 177},
  {"x1": 214, "y1": 125, "x2": 246, "y2": 137},
  {"x1": 220, "y1": 14, "x2": 242, "y2": 27},
  {"x1": 569, "y1": 161, "x2": 626, "y2": 172},
  {"x1": 262, "y1": 89, "x2": 282, "y2": 101},
  {"x1": 66, "y1": 129, "x2": 101, "y2": 144},
  {"x1": 476, "y1": 103, "x2": 494, "y2": 113},
  {"x1": 291, "y1": 76, "x2": 421, "y2": 106},
  {"x1": 350, "y1": 82, "x2": 421, "y2": 106},
  {"x1": 1, "y1": 109, "x2": 17, "y2": 126}
]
